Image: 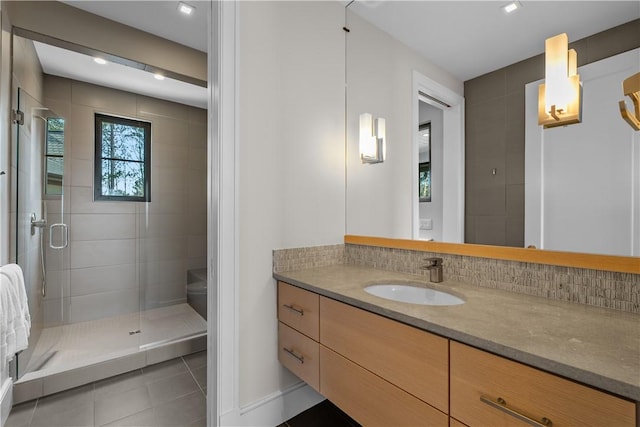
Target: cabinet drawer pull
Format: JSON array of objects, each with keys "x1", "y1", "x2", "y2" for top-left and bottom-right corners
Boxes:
[
  {"x1": 283, "y1": 347, "x2": 305, "y2": 364},
  {"x1": 283, "y1": 304, "x2": 304, "y2": 316},
  {"x1": 480, "y1": 395, "x2": 552, "y2": 427}
]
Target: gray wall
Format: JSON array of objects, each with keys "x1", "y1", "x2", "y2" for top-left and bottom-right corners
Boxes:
[{"x1": 464, "y1": 18, "x2": 640, "y2": 247}]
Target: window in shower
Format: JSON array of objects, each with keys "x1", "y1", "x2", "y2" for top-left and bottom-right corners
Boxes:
[
  {"x1": 94, "y1": 113, "x2": 151, "y2": 202},
  {"x1": 45, "y1": 118, "x2": 65, "y2": 195}
]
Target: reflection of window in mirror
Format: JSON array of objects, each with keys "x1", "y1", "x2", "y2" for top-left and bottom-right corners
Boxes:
[
  {"x1": 45, "y1": 118, "x2": 65, "y2": 195},
  {"x1": 418, "y1": 122, "x2": 431, "y2": 202}
]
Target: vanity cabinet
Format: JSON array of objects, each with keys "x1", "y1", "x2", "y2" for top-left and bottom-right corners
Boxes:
[
  {"x1": 277, "y1": 282, "x2": 320, "y2": 391},
  {"x1": 277, "y1": 281, "x2": 637, "y2": 427},
  {"x1": 450, "y1": 341, "x2": 636, "y2": 427},
  {"x1": 277, "y1": 281, "x2": 448, "y2": 426},
  {"x1": 320, "y1": 296, "x2": 449, "y2": 414},
  {"x1": 277, "y1": 281, "x2": 319, "y2": 340},
  {"x1": 320, "y1": 345, "x2": 447, "y2": 426}
]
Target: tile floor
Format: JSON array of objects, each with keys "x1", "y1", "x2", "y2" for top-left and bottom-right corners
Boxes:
[
  {"x1": 8, "y1": 350, "x2": 359, "y2": 427},
  {"x1": 6, "y1": 351, "x2": 207, "y2": 427}
]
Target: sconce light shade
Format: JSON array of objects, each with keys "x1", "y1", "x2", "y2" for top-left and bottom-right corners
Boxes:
[
  {"x1": 538, "y1": 33, "x2": 582, "y2": 128},
  {"x1": 360, "y1": 113, "x2": 385, "y2": 164}
]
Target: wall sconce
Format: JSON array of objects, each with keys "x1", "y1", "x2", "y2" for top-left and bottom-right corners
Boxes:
[
  {"x1": 619, "y1": 72, "x2": 640, "y2": 131},
  {"x1": 538, "y1": 33, "x2": 582, "y2": 128},
  {"x1": 359, "y1": 113, "x2": 385, "y2": 164}
]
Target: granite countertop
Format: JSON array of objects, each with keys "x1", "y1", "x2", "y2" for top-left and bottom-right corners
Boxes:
[{"x1": 274, "y1": 264, "x2": 640, "y2": 402}]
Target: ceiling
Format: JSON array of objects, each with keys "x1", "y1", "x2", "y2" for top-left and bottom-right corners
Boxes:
[
  {"x1": 61, "y1": 1, "x2": 209, "y2": 52},
  {"x1": 34, "y1": 1, "x2": 209, "y2": 108},
  {"x1": 32, "y1": 1, "x2": 640, "y2": 107},
  {"x1": 349, "y1": 1, "x2": 640, "y2": 82}
]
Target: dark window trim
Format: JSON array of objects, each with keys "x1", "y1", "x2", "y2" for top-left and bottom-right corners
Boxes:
[
  {"x1": 44, "y1": 118, "x2": 65, "y2": 196},
  {"x1": 419, "y1": 122, "x2": 431, "y2": 203},
  {"x1": 94, "y1": 113, "x2": 151, "y2": 202}
]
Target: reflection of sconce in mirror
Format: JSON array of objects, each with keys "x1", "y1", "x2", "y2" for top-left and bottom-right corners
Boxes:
[
  {"x1": 359, "y1": 113, "x2": 385, "y2": 164},
  {"x1": 619, "y1": 72, "x2": 640, "y2": 131},
  {"x1": 538, "y1": 33, "x2": 582, "y2": 128}
]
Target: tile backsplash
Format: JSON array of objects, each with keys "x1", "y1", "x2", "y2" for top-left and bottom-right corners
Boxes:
[
  {"x1": 273, "y1": 244, "x2": 344, "y2": 273},
  {"x1": 274, "y1": 243, "x2": 639, "y2": 314}
]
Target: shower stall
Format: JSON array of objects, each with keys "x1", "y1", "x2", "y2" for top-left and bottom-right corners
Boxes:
[{"x1": 10, "y1": 36, "x2": 208, "y2": 401}]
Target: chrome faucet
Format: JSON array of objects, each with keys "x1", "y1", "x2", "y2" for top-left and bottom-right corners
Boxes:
[{"x1": 421, "y1": 257, "x2": 443, "y2": 283}]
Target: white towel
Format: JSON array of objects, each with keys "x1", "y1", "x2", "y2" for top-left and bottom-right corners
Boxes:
[{"x1": 0, "y1": 264, "x2": 31, "y2": 364}]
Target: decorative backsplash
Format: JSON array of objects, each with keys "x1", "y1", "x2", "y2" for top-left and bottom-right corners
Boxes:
[
  {"x1": 274, "y1": 243, "x2": 639, "y2": 314},
  {"x1": 273, "y1": 244, "x2": 345, "y2": 273}
]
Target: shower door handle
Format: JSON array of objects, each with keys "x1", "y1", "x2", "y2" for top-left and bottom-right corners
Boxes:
[{"x1": 49, "y1": 223, "x2": 68, "y2": 249}]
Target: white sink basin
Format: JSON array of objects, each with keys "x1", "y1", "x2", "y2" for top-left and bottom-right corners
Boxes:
[{"x1": 364, "y1": 283, "x2": 464, "y2": 306}]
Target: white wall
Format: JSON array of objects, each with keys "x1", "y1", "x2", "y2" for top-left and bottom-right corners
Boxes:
[
  {"x1": 525, "y1": 48, "x2": 640, "y2": 256},
  {"x1": 237, "y1": 0, "x2": 345, "y2": 409},
  {"x1": 418, "y1": 102, "x2": 443, "y2": 241},
  {"x1": 345, "y1": 10, "x2": 463, "y2": 239}
]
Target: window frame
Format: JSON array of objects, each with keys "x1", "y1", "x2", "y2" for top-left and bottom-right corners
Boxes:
[
  {"x1": 418, "y1": 122, "x2": 431, "y2": 203},
  {"x1": 94, "y1": 113, "x2": 151, "y2": 202},
  {"x1": 44, "y1": 117, "x2": 65, "y2": 196}
]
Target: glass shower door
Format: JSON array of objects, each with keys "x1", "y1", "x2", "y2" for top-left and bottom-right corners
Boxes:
[{"x1": 13, "y1": 87, "x2": 68, "y2": 378}]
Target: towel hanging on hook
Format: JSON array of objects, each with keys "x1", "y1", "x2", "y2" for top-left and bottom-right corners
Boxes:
[{"x1": 0, "y1": 264, "x2": 31, "y2": 364}]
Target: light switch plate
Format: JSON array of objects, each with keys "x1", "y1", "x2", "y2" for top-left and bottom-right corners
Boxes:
[{"x1": 420, "y1": 219, "x2": 433, "y2": 230}]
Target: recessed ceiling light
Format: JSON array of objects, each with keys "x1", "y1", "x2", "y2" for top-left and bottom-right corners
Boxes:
[
  {"x1": 94, "y1": 57, "x2": 107, "y2": 65},
  {"x1": 502, "y1": 1, "x2": 521, "y2": 14},
  {"x1": 154, "y1": 73, "x2": 165, "y2": 81},
  {"x1": 178, "y1": 2, "x2": 194, "y2": 15}
]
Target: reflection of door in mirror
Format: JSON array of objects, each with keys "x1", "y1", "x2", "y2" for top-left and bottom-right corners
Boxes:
[
  {"x1": 411, "y1": 72, "x2": 464, "y2": 243},
  {"x1": 418, "y1": 108, "x2": 442, "y2": 241}
]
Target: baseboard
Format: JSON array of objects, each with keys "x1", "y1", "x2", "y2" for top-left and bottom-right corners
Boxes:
[
  {"x1": 219, "y1": 382, "x2": 324, "y2": 426},
  {"x1": 0, "y1": 378, "x2": 13, "y2": 427}
]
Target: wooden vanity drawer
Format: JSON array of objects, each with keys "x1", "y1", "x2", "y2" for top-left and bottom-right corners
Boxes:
[
  {"x1": 277, "y1": 281, "x2": 319, "y2": 340},
  {"x1": 320, "y1": 296, "x2": 449, "y2": 413},
  {"x1": 320, "y1": 345, "x2": 448, "y2": 427},
  {"x1": 278, "y1": 322, "x2": 320, "y2": 391},
  {"x1": 449, "y1": 417, "x2": 469, "y2": 427},
  {"x1": 450, "y1": 341, "x2": 636, "y2": 427}
]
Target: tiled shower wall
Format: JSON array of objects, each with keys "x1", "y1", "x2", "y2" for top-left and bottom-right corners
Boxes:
[
  {"x1": 41, "y1": 75, "x2": 207, "y2": 325},
  {"x1": 273, "y1": 244, "x2": 639, "y2": 314}
]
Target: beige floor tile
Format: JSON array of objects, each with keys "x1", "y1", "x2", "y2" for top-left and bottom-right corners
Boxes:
[
  {"x1": 183, "y1": 351, "x2": 206, "y2": 371},
  {"x1": 152, "y1": 391, "x2": 206, "y2": 427},
  {"x1": 30, "y1": 403, "x2": 94, "y2": 427},
  {"x1": 142, "y1": 358, "x2": 188, "y2": 383},
  {"x1": 4, "y1": 400, "x2": 36, "y2": 427},
  {"x1": 94, "y1": 386, "x2": 151, "y2": 426},
  {"x1": 101, "y1": 408, "x2": 157, "y2": 427},
  {"x1": 93, "y1": 369, "x2": 146, "y2": 401},
  {"x1": 191, "y1": 365, "x2": 206, "y2": 390},
  {"x1": 33, "y1": 384, "x2": 94, "y2": 417},
  {"x1": 147, "y1": 372, "x2": 199, "y2": 407}
]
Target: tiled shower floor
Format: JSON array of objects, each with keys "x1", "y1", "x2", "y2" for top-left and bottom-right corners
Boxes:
[{"x1": 13, "y1": 304, "x2": 206, "y2": 403}]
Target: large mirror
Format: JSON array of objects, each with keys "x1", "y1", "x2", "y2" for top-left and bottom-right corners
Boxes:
[{"x1": 345, "y1": 1, "x2": 640, "y2": 258}]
